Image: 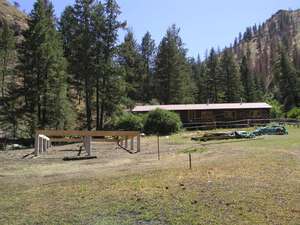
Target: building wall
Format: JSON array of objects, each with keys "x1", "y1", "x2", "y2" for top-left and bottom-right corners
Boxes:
[{"x1": 177, "y1": 108, "x2": 270, "y2": 124}]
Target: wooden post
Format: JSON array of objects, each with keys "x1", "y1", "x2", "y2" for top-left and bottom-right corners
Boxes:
[
  {"x1": 130, "y1": 137, "x2": 134, "y2": 151},
  {"x1": 43, "y1": 138, "x2": 47, "y2": 152},
  {"x1": 125, "y1": 137, "x2": 128, "y2": 149},
  {"x1": 189, "y1": 153, "x2": 192, "y2": 170},
  {"x1": 85, "y1": 136, "x2": 92, "y2": 156},
  {"x1": 38, "y1": 136, "x2": 43, "y2": 154},
  {"x1": 157, "y1": 135, "x2": 160, "y2": 160},
  {"x1": 137, "y1": 134, "x2": 141, "y2": 152},
  {"x1": 34, "y1": 133, "x2": 39, "y2": 156}
]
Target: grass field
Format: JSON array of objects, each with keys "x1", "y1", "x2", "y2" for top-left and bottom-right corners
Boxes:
[{"x1": 0, "y1": 127, "x2": 299, "y2": 225}]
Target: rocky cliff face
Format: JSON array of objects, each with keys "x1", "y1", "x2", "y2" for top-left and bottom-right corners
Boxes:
[
  {"x1": 0, "y1": 0, "x2": 27, "y2": 36},
  {"x1": 232, "y1": 9, "x2": 300, "y2": 88}
]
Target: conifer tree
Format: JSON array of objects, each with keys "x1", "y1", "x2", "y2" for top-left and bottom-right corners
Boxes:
[
  {"x1": 118, "y1": 31, "x2": 143, "y2": 101},
  {"x1": 98, "y1": 0, "x2": 126, "y2": 129},
  {"x1": 240, "y1": 48, "x2": 255, "y2": 102},
  {"x1": 273, "y1": 46, "x2": 299, "y2": 110},
  {"x1": 0, "y1": 20, "x2": 15, "y2": 98},
  {"x1": 0, "y1": 20, "x2": 19, "y2": 137},
  {"x1": 205, "y1": 48, "x2": 221, "y2": 103},
  {"x1": 154, "y1": 25, "x2": 194, "y2": 104},
  {"x1": 71, "y1": 0, "x2": 97, "y2": 130},
  {"x1": 219, "y1": 49, "x2": 243, "y2": 102},
  {"x1": 140, "y1": 31, "x2": 155, "y2": 101},
  {"x1": 190, "y1": 55, "x2": 206, "y2": 103},
  {"x1": 19, "y1": 0, "x2": 74, "y2": 135}
]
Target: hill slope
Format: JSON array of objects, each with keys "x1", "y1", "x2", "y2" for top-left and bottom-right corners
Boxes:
[
  {"x1": 232, "y1": 9, "x2": 300, "y2": 88},
  {"x1": 0, "y1": 0, "x2": 27, "y2": 35}
]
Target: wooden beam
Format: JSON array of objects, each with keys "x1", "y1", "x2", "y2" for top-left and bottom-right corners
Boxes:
[
  {"x1": 36, "y1": 130, "x2": 140, "y2": 137},
  {"x1": 50, "y1": 138, "x2": 82, "y2": 143}
]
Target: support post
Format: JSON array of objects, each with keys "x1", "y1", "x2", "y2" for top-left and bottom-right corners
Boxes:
[
  {"x1": 43, "y1": 138, "x2": 47, "y2": 152},
  {"x1": 189, "y1": 153, "x2": 192, "y2": 170},
  {"x1": 137, "y1": 134, "x2": 141, "y2": 152},
  {"x1": 157, "y1": 135, "x2": 160, "y2": 160},
  {"x1": 85, "y1": 136, "x2": 92, "y2": 156},
  {"x1": 125, "y1": 137, "x2": 128, "y2": 149},
  {"x1": 34, "y1": 133, "x2": 39, "y2": 156},
  {"x1": 38, "y1": 136, "x2": 43, "y2": 154},
  {"x1": 130, "y1": 137, "x2": 134, "y2": 151}
]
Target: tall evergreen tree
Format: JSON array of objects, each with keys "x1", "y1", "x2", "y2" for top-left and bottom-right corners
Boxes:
[
  {"x1": 19, "y1": 0, "x2": 74, "y2": 135},
  {"x1": 205, "y1": 48, "x2": 221, "y2": 103},
  {"x1": 273, "y1": 46, "x2": 299, "y2": 110},
  {"x1": 190, "y1": 55, "x2": 206, "y2": 103},
  {"x1": 154, "y1": 25, "x2": 194, "y2": 104},
  {"x1": 118, "y1": 31, "x2": 143, "y2": 101},
  {"x1": 98, "y1": 0, "x2": 126, "y2": 129},
  {"x1": 140, "y1": 31, "x2": 155, "y2": 74},
  {"x1": 0, "y1": 20, "x2": 15, "y2": 98},
  {"x1": 71, "y1": 0, "x2": 97, "y2": 130},
  {"x1": 0, "y1": 20, "x2": 20, "y2": 137},
  {"x1": 240, "y1": 48, "x2": 255, "y2": 102},
  {"x1": 219, "y1": 49, "x2": 243, "y2": 102},
  {"x1": 140, "y1": 31, "x2": 155, "y2": 101}
]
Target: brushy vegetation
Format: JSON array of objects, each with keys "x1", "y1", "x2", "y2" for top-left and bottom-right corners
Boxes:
[
  {"x1": 287, "y1": 107, "x2": 300, "y2": 119},
  {"x1": 112, "y1": 113, "x2": 144, "y2": 131},
  {"x1": 143, "y1": 109, "x2": 182, "y2": 135},
  {"x1": 266, "y1": 97, "x2": 285, "y2": 118}
]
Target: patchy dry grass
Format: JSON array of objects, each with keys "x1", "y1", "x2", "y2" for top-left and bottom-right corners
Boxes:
[{"x1": 0, "y1": 127, "x2": 300, "y2": 224}]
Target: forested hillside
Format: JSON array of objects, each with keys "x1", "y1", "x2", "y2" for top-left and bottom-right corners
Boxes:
[{"x1": 0, "y1": 0, "x2": 299, "y2": 137}]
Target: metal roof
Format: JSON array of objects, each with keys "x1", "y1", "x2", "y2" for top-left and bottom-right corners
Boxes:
[{"x1": 132, "y1": 102, "x2": 272, "y2": 112}]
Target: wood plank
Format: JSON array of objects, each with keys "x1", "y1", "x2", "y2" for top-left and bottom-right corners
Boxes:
[
  {"x1": 50, "y1": 138, "x2": 82, "y2": 143},
  {"x1": 36, "y1": 130, "x2": 140, "y2": 137}
]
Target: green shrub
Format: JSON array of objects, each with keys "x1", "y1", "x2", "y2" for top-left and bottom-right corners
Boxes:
[
  {"x1": 266, "y1": 98, "x2": 284, "y2": 118},
  {"x1": 144, "y1": 109, "x2": 182, "y2": 135},
  {"x1": 287, "y1": 107, "x2": 300, "y2": 119},
  {"x1": 114, "y1": 113, "x2": 143, "y2": 131}
]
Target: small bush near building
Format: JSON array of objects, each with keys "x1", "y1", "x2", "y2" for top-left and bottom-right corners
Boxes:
[
  {"x1": 287, "y1": 107, "x2": 300, "y2": 119},
  {"x1": 144, "y1": 109, "x2": 182, "y2": 135},
  {"x1": 113, "y1": 113, "x2": 144, "y2": 131},
  {"x1": 266, "y1": 98, "x2": 284, "y2": 118}
]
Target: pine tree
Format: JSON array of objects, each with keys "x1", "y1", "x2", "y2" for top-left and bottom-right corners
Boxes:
[
  {"x1": 19, "y1": 0, "x2": 74, "y2": 135},
  {"x1": 140, "y1": 31, "x2": 155, "y2": 101},
  {"x1": 71, "y1": 0, "x2": 97, "y2": 130},
  {"x1": 240, "y1": 48, "x2": 255, "y2": 102},
  {"x1": 205, "y1": 48, "x2": 221, "y2": 103},
  {"x1": 0, "y1": 20, "x2": 15, "y2": 98},
  {"x1": 190, "y1": 55, "x2": 206, "y2": 103},
  {"x1": 154, "y1": 25, "x2": 194, "y2": 104},
  {"x1": 0, "y1": 20, "x2": 19, "y2": 137},
  {"x1": 118, "y1": 31, "x2": 143, "y2": 101},
  {"x1": 220, "y1": 48, "x2": 243, "y2": 102},
  {"x1": 273, "y1": 46, "x2": 299, "y2": 110},
  {"x1": 98, "y1": 0, "x2": 126, "y2": 129}
]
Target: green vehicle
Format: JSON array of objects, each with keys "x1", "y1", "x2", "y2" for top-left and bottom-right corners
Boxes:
[{"x1": 253, "y1": 125, "x2": 288, "y2": 136}]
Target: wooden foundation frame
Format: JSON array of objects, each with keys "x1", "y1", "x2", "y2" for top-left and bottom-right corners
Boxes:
[{"x1": 34, "y1": 130, "x2": 141, "y2": 157}]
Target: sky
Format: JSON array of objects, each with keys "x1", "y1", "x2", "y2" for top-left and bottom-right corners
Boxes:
[{"x1": 16, "y1": 0, "x2": 299, "y2": 58}]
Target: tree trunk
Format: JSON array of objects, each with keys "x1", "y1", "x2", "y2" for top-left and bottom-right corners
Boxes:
[
  {"x1": 96, "y1": 76, "x2": 100, "y2": 130},
  {"x1": 85, "y1": 75, "x2": 92, "y2": 130}
]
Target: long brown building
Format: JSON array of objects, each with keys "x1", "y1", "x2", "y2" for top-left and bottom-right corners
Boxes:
[{"x1": 132, "y1": 102, "x2": 272, "y2": 124}]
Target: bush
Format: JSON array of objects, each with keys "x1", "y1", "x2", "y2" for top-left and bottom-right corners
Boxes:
[
  {"x1": 287, "y1": 107, "x2": 300, "y2": 119},
  {"x1": 144, "y1": 109, "x2": 182, "y2": 135},
  {"x1": 113, "y1": 113, "x2": 144, "y2": 131},
  {"x1": 266, "y1": 98, "x2": 284, "y2": 118}
]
